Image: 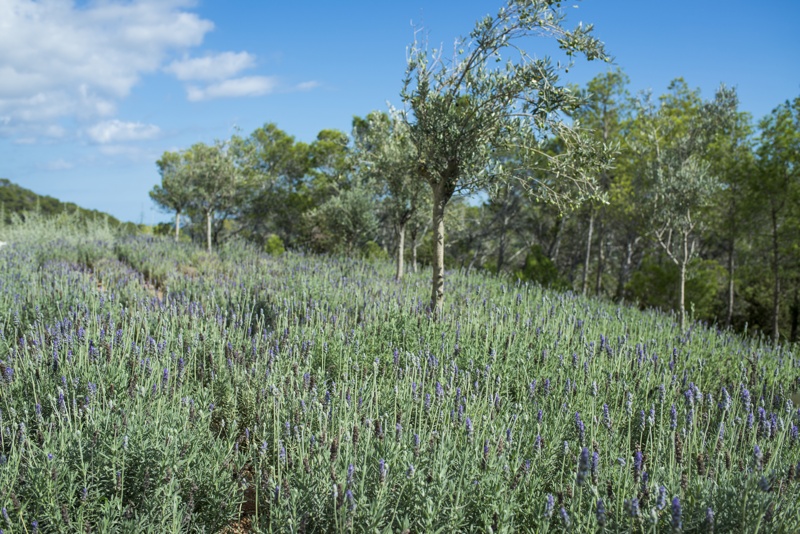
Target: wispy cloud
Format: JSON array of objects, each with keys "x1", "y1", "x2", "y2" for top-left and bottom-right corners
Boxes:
[
  {"x1": 295, "y1": 81, "x2": 320, "y2": 91},
  {"x1": 40, "y1": 159, "x2": 74, "y2": 171},
  {"x1": 165, "y1": 52, "x2": 256, "y2": 81},
  {"x1": 0, "y1": 0, "x2": 213, "y2": 137},
  {"x1": 87, "y1": 120, "x2": 161, "y2": 144},
  {"x1": 186, "y1": 76, "x2": 279, "y2": 101}
]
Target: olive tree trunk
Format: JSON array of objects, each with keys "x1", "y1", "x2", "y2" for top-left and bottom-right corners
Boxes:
[
  {"x1": 678, "y1": 230, "x2": 688, "y2": 330},
  {"x1": 581, "y1": 209, "x2": 595, "y2": 296},
  {"x1": 770, "y1": 206, "x2": 781, "y2": 342},
  {"x1": 726, "y1": 236, "x2": 735, "y2": 327},
  {"x1": 175, "y1": 211, "x2": 181, "y2": 242},
  {"x1": 595, "y1": 225, "x2": 605, "y2": 295},
  {"x1": 396, "y1": 221, "x2": 407, "y2": 281},
  {"x1": 206, "y1": 210, "x2": 213, "y2": 253},
  {"x1": 430, "y1": 184, "x2": 449, "y2": 314}
]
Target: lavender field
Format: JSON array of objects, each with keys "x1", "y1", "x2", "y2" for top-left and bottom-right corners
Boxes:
[{"x1": 0, "y1": 223, "x2": 799, "y2": 532}]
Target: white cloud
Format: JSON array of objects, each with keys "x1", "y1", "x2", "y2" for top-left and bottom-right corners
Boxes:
[
  {"x1": 96, "y1": 144, "x2": 157, "y2": 162},
  {"x1": 295, "y1": 81, "x2": 320, "y2": 91},
  {"x1": 0, "y1": 0, "x2": 213, "y2": 135},
  {"x1": 87, "y1": 120, "x2": 161, "y2": 144},
  {"x1": 41, "y1": 159, "x2": 74, "y2": 171},
  {"x1": 165, "y1": 51, "x2": 256, "y2": 81},
  {"x1": 186, "y1": 76, "x2": 278, "y2": 101}
]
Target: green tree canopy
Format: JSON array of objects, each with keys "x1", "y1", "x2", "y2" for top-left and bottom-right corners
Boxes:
[{"x1": 402, "y1": 0, "x2": 610, "y2": 313}]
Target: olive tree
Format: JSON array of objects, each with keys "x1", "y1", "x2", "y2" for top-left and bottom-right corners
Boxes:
[
  {"x1": 182, "y1": 141, "x2": 243, "y2": 252},
  {"x1": 150, "y1": 151, "x2": 192, "y2": 241},
  {"x1": 354, "y1": 109, "x2": 427, "y2": 280},
  {"x1": 402, "y1": 0, "x2": 611, "y2": 314},
  {"x1": 633, "y1": 80, "x2": 737, "y2": 330}
]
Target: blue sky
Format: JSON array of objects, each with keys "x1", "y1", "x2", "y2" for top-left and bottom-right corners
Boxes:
[{"x1": 2, "y1": 0, "x2": 799, "y2": 223}]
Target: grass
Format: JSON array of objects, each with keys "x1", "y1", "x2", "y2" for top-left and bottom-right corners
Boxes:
[{"x1": 0, "y1": 219, "x2": 798, "y2": 532}]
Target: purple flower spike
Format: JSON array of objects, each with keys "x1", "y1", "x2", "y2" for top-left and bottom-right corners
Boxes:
[
  {"x1": 630, "y1": 497, "x2": 639, "y2": 517},
  {"x1": 560, "y1": 507, "x2": 570, "y2": 527},
  {"x1": 577, "y1": 447, "x2": 590, "y2": 485},
  {"x1": 596, "y1": 499, "x2": 606, "y2": 527},
  {"x1": 544, "y1": 494, "x2": 554, "y2": 518},
  {"x1": 656, "y1": 486, "x2": 667, "y2": 510},
  {"x1": 633, "y1": 450, "x2": 643, "y2": 481},
  {"x1": 741, "y1": 387, "x2": 751, "y2": 411},
  {"x1": 671, "y1": 496, "x2": 682, "y2": 531},
  {"x1": 754, "y1": 445, "x2": 763, "y2": 470},
  {"x1": 602, "y1": 404, "x2": 611, "y2": 429},
  {"x1": 379, "y1": 458, "x2": 387, "y2": 482},
  {"x1": 575, "y1": 412, "x2": 586, "y2": 444}
]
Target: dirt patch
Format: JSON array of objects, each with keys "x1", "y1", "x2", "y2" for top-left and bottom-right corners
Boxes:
[
  {"x1": 89, "y1": 257, "x2": 164, "y2": 300},
  {"x1": 218, "y1": 517, "x2": 252, "y2": 534}
]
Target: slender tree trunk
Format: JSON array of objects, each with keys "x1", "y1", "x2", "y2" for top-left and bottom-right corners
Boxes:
[
  {"x1": 430, "y1": 185, "x2": 448, "y2": 314},
  {"x1": 790, "y1": 286, "x2": 799, "y2": 343},
  {"x1": 615, "y1": 239, "x2": 636, "y2": 301},
  {"x1": 496, "y1": 217, "x2": 508, "y2": 274},
  {"x1": 726, "y1": 235, "x2": 735, "y2": 327},
  {"x1": 467, "y1": 249, "x2": 480, "y2": 273},
  {"x1": 174, "y1": 211, "x2": 181, "y2": 241},
  {"x1": 396, "y1": 221, "x2": 406, "y2": 281},
  {"x1": 595, "y1": 226, "x2": 605, "y2": 296},
  {"x1": 724, "y1": 196, "x2": 738, "y2": 327},
  {"x1": 411, "y1": 232, "x2": 418, "y2": 274},
  {"x1": 206, "y1": 210, "x2": 213, "y2": 253},
  {"x1": 581, "y1": 210, "x2": 595, "y2": 296},
  {"x1": 548, "y1": 215, "x2": 564, "y2": 263},
  {"x1": 678, "y1": 230, "x2": 689, "y2": 331},
  {"x1": 673, "y1": 228, "x2": 694, "y2": 331},
  {"x1": 410, "y1": 223, "x2": 427, "y2": 274},
  {"x1": 771, "y1": 207, "x2": 780, "y2": 343}
]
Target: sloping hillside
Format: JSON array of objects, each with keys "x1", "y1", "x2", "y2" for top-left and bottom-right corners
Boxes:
[
  {"x1": 0, "y1": 178, "x2": 121, "y2": 225},
  {"x1": 0, "y1": 232, "x2": 797, "y2": 532}
]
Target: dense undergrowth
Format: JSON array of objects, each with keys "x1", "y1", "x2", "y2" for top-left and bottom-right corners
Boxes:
[{"x1": 0, "y1": 220, "x2": 798, "y2": 532}]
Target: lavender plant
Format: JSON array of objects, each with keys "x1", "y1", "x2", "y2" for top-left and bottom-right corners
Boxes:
[{"x1": 0, "y1": 226, "x2": 798, "y2": 532}]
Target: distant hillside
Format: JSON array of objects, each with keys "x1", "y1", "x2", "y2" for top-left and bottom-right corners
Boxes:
[{"x1": 0, "y1": 178, "x2": 121, "y2": 226}]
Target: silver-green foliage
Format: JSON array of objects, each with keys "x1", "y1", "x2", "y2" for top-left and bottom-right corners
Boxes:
[
  {"x1": 402, "y1": 0, "x2": 613, "y2": 312},
  {"x1": 0, "y1": 228, "x2": 798, "y2": 532}
]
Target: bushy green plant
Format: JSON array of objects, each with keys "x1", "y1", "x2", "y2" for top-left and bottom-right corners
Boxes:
[
  {"x1": 515, "y1": 244, "x2": 568, "y2": 289},
  {"x1": 361, "y1": 240, "x2": 388, "y2": 262},
  {"x1": 627, "y1": 255, "x2": 726, "y2": 321},
  {"x1": 264, "y1": 234, "x2": 285, "y2": 256}
]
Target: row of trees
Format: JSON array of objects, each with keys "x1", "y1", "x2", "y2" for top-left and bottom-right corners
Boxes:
[
  {"x1": 150, "y1": 0, "x2": 800, "y2": 342},
  {"x1": 152, "y1": 0, "x2": 611, "y2": 311},
  {"x1": 0, "y1": 178, "x2": 123, "y2": 227}
]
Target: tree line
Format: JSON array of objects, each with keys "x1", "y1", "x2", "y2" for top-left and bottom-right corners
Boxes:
[
  {"x1": 150, "y1": 0, "x2": 800, "y2": 342},
  {"x1": 0, "y1": 178, "x2": 123, "y2": 227}
]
